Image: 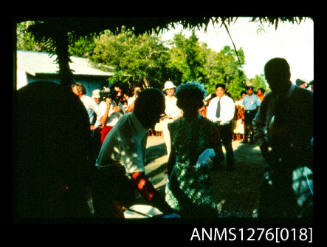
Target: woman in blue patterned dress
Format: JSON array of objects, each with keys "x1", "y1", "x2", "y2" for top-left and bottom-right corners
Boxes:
[{"x1": 165, "y1": 82, "x2": 225, "y2": 219}]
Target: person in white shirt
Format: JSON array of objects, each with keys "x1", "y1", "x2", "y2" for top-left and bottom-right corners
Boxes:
[
  {"x1": 72, "y1": 83, "x2": 99, "y2": 129},
  {"x1": 93, "y1": 88, "x2": 175, "y2": 218},
  {"x1": 92, "y1": 89, "x2": 101, "y2": 104},
  {"x1": 162, "y1": 81, "x2": 183, "y2": 156},
  {"x1": 72, "y1": 83, "x2": 101, "y2": 164},
  {"x1": 207, "y1": 83, "x2": 236, "y2": 171}
]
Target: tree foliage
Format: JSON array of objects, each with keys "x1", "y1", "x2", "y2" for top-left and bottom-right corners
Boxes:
[
  {"x1": 167, "y1": 31, "x2": 208, "y2": 85},
  {"x1": 204, "y1": 46, "x2": 247, "y2": 99},
  {"x1": 248, "y1": 74, "x2": 269, "y2": 92},
  {"x1": 16, "y1": 21, "x2": 272, "y2": 99},
  {"x1": 90, "y1": 28, "x2": 171, "y2": 89}
]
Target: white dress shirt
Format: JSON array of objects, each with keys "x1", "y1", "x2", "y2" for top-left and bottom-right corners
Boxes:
[
  {"x1": 96, "y1": 112, "x2": 148, "y2": 174},
  {"x1": 206, "y1": 95, "x2": 235, "y2": 125},
  {"x1": 80, "y1": 95, "x2": 99, "y2": 125}
]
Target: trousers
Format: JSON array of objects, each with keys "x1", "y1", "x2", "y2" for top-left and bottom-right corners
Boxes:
[{"x1": 217, "y1": 123, "x2": 234, "y2": 168}]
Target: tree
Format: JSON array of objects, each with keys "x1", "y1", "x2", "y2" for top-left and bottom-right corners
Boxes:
[
  {"x1": 167, "y1": 31, "x2": 208, "y2": 85},
  {"x1": 68, "y1": 33, "x2": 97, "y2": 58},
  {"x1": 248, "y1": 74, "x2": 269, "y2": 92},
  {"x1": 16, "y1": 21, "x2": 54, "y2": 52},
  {"x1": 204, "y1": 46, "x2": 247, "y2": 100},
  {"x1": 16, "y1": 17, "x2": 306, "y2": 86},
  {"x1": 90, "y1": 28, "x2": 171, "y2": 90}
]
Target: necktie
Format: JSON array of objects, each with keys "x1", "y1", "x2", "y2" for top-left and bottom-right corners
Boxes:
[{"x1": 216, "y1": 98, "x2": 221, "y2": 118}]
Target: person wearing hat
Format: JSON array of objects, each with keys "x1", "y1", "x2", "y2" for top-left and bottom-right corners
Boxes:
[
  {"x1": 92, "y1": 89, "x2": 101, "y2": 104},
  {"x1": 90, "y1": 89, "x2": 103, "y2": 162},
  {"x1": 72, "y1": 84, "x2": 102, "y2": 164},
  {"x1": 162, "y1": 81, "x2": 183, "y2": 156},
  {"x1": 296, "y1": 79, "x2": 306, "y2": 89}
]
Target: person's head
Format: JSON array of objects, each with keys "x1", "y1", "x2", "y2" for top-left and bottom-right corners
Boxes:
[
  {"x1": 257, "y1": 88, "x2": 265, "y2": 96},
  {"x1": 72, "y1": 83, "x2": 86, "y2": 97},
  {"x1": 215, "y1": 83, "x2": 226, "y2": 98},
  {"x1": 175, "y1": 82, "x2": 207, "y2": 118},
  {"x1": 109, "y1": 83, "x2": 123, "y2": 100},
  {"x1": 264, "y1": 57, "x2": 292, "y2": 94},
  {"x1": 134, "y1": 88, "x2": 165, "y2": 129},
  {"x1": 92, "y1": 89, "x2": 101, "y2": 103},
  {"x1": 163, "y1": 81, "x2": 176, "y2": 97},
  {"x1": 296, "y1": 79, "x2": 306, "y2": 89},
  {"x1": 246, "y1": 86, "x2": 254, "y2": 96}
]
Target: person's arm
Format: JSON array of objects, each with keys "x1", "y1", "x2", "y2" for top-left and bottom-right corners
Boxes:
[
  {"x1": 114, "y1": 102, "x2": 125, "y2": 115},
  {"x1": 99, "y1": 99, "x2": 111, "y2": 126},
  {"x1": 126, "y1": 100, "x2": 135, "y2": 113},
  {"x1": 130, "y1": 172, "x2": 173, "y2": 214},
  {"x1": 252, "y1": 100, "x2": 272, "y2": 162}
]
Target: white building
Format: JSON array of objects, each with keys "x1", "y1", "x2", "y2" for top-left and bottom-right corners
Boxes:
[{"x1": 16, "y1": 50, "x2": 115, "y2": 96}]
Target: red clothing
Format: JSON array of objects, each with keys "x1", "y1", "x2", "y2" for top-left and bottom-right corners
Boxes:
[
  {"x1": 258, "y1": 94, "x2": 265, "y2": 102},
  {"x1": 100, "y1": 126, "x2": 113, "y2": 144}
]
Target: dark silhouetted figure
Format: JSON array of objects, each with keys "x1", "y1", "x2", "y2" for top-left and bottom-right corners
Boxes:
[
  {"x1": 14, "y1": 81, "x2": 95, "y2": 221},
  {"x1": 165, "y1": 82, "x2": 224, "y2": 219},
  {"x1": 253, "y1": 58, "x2": 313, "y2": 219}
]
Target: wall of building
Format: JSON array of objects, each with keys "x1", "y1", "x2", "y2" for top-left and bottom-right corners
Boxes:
[{"x1": 16, "y1": 70, "x2": 109, "y2": 97}]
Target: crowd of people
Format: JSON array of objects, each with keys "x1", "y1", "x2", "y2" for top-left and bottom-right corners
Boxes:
[{"x1": 14, "y1": 57, "x2": 313, "y2": 221}]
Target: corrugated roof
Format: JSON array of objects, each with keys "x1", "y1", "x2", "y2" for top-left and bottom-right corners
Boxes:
[{"x1": 17, "y1": 50, "x2": 115, "y2": 77}]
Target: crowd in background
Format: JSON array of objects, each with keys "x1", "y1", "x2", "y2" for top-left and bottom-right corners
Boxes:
[{"x1": 70, "y1": 77, "x2": 313, "y2": 148}]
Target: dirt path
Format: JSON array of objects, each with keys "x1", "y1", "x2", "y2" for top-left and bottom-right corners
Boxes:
[{"x1": 144, "y1": 136, "x2": 265, "y2": 218}]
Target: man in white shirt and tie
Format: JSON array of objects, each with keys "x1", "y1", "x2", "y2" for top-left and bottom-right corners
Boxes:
[{"x1": 207, "y1": 84, "x2": 236, "y2": 171}]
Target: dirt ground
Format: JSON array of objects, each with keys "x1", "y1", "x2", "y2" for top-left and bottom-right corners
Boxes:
[{"x1": 143, "y1": 135, "x2": 265, "y2": 218}]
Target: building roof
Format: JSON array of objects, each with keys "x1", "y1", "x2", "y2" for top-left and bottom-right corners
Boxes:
[{"x1": 17, "y1": 50, "x2": 115, "y2": 77}]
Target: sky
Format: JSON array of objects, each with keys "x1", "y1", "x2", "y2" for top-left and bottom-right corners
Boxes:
[{"x1": 159, "y1": 17, "x2": 314, "y2": 84}]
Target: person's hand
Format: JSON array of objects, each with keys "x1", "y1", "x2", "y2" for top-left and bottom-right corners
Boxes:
[
  {"x1": 90, "y1": 125, "x2": 96, "y2": 131},
  {"x1": 105, "y1": 98, "x2": 111, "y2": 106},
  {"x1": 113, "y1": 106, "x2": 121, "y2": 112}
]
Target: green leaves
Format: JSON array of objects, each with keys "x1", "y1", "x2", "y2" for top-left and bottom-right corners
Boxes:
[{"x1": 17, "y1": 21, "x2": 268, "y2": 98}]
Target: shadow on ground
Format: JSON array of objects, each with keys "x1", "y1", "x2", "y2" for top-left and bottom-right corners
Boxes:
[
  {"x1": 210, "y1": 142, "x2": 265, "y2": 217},
  {"x1": 142, "y1": 137, "x2": 266, "y2": 218},
  {"x1": 145, "y1": 143, "x2": 167, "y2": 165}
]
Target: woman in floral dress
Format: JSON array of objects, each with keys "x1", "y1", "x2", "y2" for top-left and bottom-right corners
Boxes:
[{"x1": 165, "y1": 82, "x2": 225, "y2": 219}]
